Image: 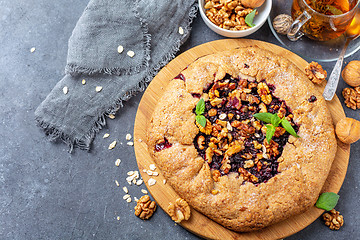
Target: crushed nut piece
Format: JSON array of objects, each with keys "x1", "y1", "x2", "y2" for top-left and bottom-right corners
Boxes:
[
  {"x1": 95, "y1": 86, "x2": 103, "y2": 92},
  {"x1": 211, "y1": 189, "x2": 219, "y2": 195},
  {"x1": 305, "y1": 62, "x2": 327, "y2": 84},
  {"x1": 103, "y1": 133, "x2": 110, "y2": 138},
  {"x1": 63, "y1": 86, "x2": 68, "y2": 94},
  {"x1": 323, "y1": 209, "x2": 344, "y2": 230},
  {"x1": 108, "y1": 140, "x2": 117, "y2": 150},
  {"x1": 127, "y1": 50, "x2": 135, "y2": 57},
  {"x1": 117, "y1": 45, "x2": 124, "y2": 53},
  {"x1": 342, "y1": 87, "x2": 360, "y2": 110},
  {"x1": 167, "y1": 198, "x2": 191, "y2": 223},
  {"x1": 244, "y1": 160, "x2": 254, "y2": 168},
  {"x1": 134, "y1": 195, "x2": 157, "y2": 220}
]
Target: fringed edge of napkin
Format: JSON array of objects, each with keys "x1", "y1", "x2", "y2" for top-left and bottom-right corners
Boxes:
[
  {"x1": 36, "y1": 2, "x2": 198, "y2": 152},
  {"x1": 65, "y1": 0, "x2": 152, "y2": 77}
]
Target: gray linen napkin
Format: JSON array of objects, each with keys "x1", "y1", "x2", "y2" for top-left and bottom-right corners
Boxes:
[{"x1": 35, "y1": 0, "x2": 198, "y2": 151}]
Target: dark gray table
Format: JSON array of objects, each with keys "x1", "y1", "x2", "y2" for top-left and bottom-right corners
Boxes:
[{"x1": 1, "y1": 0, "x2": 359, "y2": 239}]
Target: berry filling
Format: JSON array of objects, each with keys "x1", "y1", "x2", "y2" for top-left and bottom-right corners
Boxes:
[
  {"x1": 193, "y1": 74, "x2": 299, "y2": 185},
  {"x1": 155, "y1": 138, "x2": 172, "y2": 152}
]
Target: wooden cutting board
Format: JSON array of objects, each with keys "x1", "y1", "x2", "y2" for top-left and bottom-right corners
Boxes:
[{"x1": 133, "y1": 39, "x2": 350, "y2": 240}]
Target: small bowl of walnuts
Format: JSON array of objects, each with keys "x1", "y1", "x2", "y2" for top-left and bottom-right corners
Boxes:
[{"x1": 199, "y1": 0, "x2": 272, "y2": 38}]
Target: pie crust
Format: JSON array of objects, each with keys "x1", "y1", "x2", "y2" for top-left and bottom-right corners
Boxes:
[{"x1": 146, "y1": 46, "x2": 336, "y2": 232}]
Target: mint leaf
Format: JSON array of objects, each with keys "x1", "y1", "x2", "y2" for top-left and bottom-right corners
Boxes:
[
  {"x1": 253, "y1": 113, "x2": 272, "y2": 123},
  {"x1": 196, "y1": 115, "x2": 207, "y2": 128},
  {"x1": 281, "y1": 119, "x2": 300, "y2": 138},
  {"x1": 245, "y1": 9, "x2": 257, "y2": 28},
  {"x1": 271, "y1": 114, "x2": 282, "y2": 127},
  {"x1": 265, "y1": 124, "x2": 275, "y2": 143},
  {"x1": 316, "y1": 192, "x2": 340, "y2": 211},
  {"x1": 195, "y1": 99, "x2": 205, "y2": 115}
]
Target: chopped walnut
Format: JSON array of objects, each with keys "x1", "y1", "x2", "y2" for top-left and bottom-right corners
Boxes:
[
  {"x1": 196, "y1": 119, "x2": 213, "y2": 135},
  {"x1": 243, "y1": 160, "x2": 254, "y2": 168},
  {"x1": 197, "y1": 135, "x2": 205, "y2": 150},
  {"x1": 134, "y1": 195, "x2": 157, "y2": 220},
  {"x1": 167, "y1": 198, "x2": 191, "y2": 223},
  {"x1": 238, "y1": 167, "x2": 258, "y2": 182},
  {"x1": 342, "y1": 87, "x2": 360, "y2": 110},
  {"x1": 212, "y1": 170, "x2": 221, "y2": 182},
  {"x1": 322, "y1": 209, "x2": 344, "y2": 230},
  {"x1": 204, "y1": 0, "x2": 255, "y2": 31},
  {"x1": 305, "y1": 62, "x2": 327, "y2": 84},
  {"x1": 208, "y1": 108, "x2": 217, "y2": 116}
]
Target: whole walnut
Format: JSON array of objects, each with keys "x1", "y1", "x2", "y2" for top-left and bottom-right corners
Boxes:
[
  {"x1": 342, "y1": 61, "x2": 360, "y2": 87},
  {"x1": 335, "y1": 118, "x2": 360, "y2": 144},
  {"x1": 240, "y1": 0, "x2": 265, "y2": 8}
]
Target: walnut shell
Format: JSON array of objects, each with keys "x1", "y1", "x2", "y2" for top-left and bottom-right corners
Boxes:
[
  {"x1": 273, "y1": 14, "x2": 293, "y2": 35},
  {"x1": 335, "y1": 118, "x2": 360, "y2": 144},
  {"x1": 342, "y1": 61, "x2": 360, "y2": 87},
  {"x1": 240, "y1": 0, "x2": 265, "y2": 8}
]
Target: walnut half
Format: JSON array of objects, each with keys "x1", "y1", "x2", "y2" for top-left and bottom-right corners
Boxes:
[
  {"x1": 322, "y1": 209, "x2": 344, "y2": 230},
  {"x1": 167, "y1": 198, "x2": 191, "y2": 223},
  {"x1": 305, "y1": 61, "x2": 327, "y2": 84},
  {"x1": 134, "y1": 195, "x2": 157, "y2": 220}
]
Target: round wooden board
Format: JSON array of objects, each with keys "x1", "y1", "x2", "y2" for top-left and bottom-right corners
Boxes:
[{"x1": 133, "y1": 39, "x2": 350, "y2": 240}]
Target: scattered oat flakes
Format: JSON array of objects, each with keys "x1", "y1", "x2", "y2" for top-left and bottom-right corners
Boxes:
[
  {"x1": 125, "y1": 133, "x2": 132, "y2": 141},
  {"x1": 136, "y1": 179, "x2": 143, "y2": 186},
  {"x1": 123, "y1": 194, "x2": 131, "y2": 200},
  {"x1": 108, "y1": 140, "x2": 117, "y2": 150},
  {"x1": 146, "y1": 170, "x2": 153, "y2": 176},
  {"x1": 117, "y1": 45, "x2": 124, "y2": 53},
  {"x1": 108, "y1": 114, "x2": 115, "y2": 119},
  {"x1": 123, "y1": 186, "x2": 128, "y2": 194},
  {"x1": 63, "y1": 86, "x2": 68, "y2": 94},
  {"x1": 82, "y1": 79, "x2": 86, "y2": 85},
  {"x1": 103, "y1": 133, "x2": 110, "y2": 138},
  {"x1": 142, "y1": 169, "x2": 147, "y2": 173},
  {"x1": 95, "y1": 86, "x2": 103, "y2": 92},
  {"x1": 115, "y1": 158, "x2": 121, "y2": 166},
  {"x1": 126, "y1": 197, "x2": 132, "y2": 203},
  {"x1": 141, "y1": 189, "x2": 148, "y2": 194},
  {"x1": 152, "y1": 172, "x2": 159, "y2": 176},
  {"x1": 178, "y1": 27, "x2": 184, "y2": 35},
  {"x1": 163, "y1": 179, "x2": 166, "y2": 184},
  {"x1": 134, "y1": 197, "x2": 139, "y2": 202},
  {"x1": 127, "y1": 171, "x2": 134, "y2": 176},
  {"x1": 149, "y1": 164, "x2": 156, "y2": 171},
  {"x1": 148, "y1": 178, "x2": 156, "y2": 186},
  {"x1": 116, "y1": 216, "x2": 120, "y2": 221},
  {"x1": 127, "y1": 50, "x2": 135, "y2": 57},
  {"x1": 30, "y1": 47, "x2": 36, "y2": 53},
  {"x1": 115, "y1": 180, "x2": 119, "y2": 187},
  {"x1": 127, "y1": 141, "x2": 134, "y2": 146}
]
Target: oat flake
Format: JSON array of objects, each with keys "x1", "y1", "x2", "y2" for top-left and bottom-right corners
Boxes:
[
  {"x1": 127, "y1": 50, "x2": 135, "y2": 57},
  {"x1": 141, "y1": 189, "x2": 148, "y2": 194},
  {"x1": 178, "y1": 27, "x2": 184, "y2": 35},
  {"x1": 116, "y1": 216, "x2": 120, "y2": 221},
  {"x1": 103, "y1": 133, "x2": 110, "y2": 138},
  {"x1": 125, "y1": 133, "x2": 132, "y2": 141},
  {"x1": 115, "y1": 180, "x2": 119, "y2": 187},
  {"x1": 82, "y1": 79, "x2": 86, "y2": 85},
  {"x1": 63, "y1": 86, "x2": 68, "y2": 94},
  {"x1": 122, "y1": 186, "x2": 128, "y2": 193},
  {"x1": 149, "y1": 164, "x2": 156, "y2": 171},
  {"x1": 127, "y1": 141, "x2": 134, "y2": 146},
  {"x1": 117, "y1": 45, "x2": 124, "y2": 53},
  {"x1": 123, "y1": 194, "x2": 130, "y2": 200},
  {"x1": 108, "y1": 114, "x2": 116, "y2": 119},
  {"x1": 163, "y1": 179, "x2": 166, "y2": 184},
  {"x1": 126, "y1": 197, "x2": 132, "y2": 203},
  {"x1": 108, "y1": 140, "x2": 117, "y2": 150},
  {"x1": 95, "y1": 86, "x2": 103, "y2": 92},
  {"x1": 148, "y1": 178, "x2": 156, "y2": 186},
  {"x1": 136, "y1": 179, "x2": 143, "y2": 186},
  {"x1": 30, "y1": 47, "x2": 36, "y2": 53},
  {"x1": 115, "y1": 159, "x2": 121, "y2": 166}
]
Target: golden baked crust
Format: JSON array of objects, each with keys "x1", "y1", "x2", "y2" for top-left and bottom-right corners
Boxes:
[{"x1": 146, "y1": 46, "x2": 336, "y2": 232}]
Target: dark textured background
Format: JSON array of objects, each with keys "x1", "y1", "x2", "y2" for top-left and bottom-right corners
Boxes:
[{"x1": 0, "y1": 0, "x2": 359, "y2": 239}]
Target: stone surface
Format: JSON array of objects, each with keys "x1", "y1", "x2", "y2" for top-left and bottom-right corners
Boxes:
[{"x1": 0, "y1": 0, "x2": 359, "y2": 239}]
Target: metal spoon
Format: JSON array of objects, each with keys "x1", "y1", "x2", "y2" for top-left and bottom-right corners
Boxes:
[{"x1": 323, "y1": 11, "x2": 360, "y2": 101}]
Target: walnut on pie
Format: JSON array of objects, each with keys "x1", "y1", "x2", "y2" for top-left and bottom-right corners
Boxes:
[{"x1": 146, "y1": 47, "x2": 336, "y2": 232}]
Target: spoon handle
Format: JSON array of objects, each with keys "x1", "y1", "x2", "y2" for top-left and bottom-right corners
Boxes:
[{"x1": 323, "y1": 39, "x2": 351, "y2": 101}]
